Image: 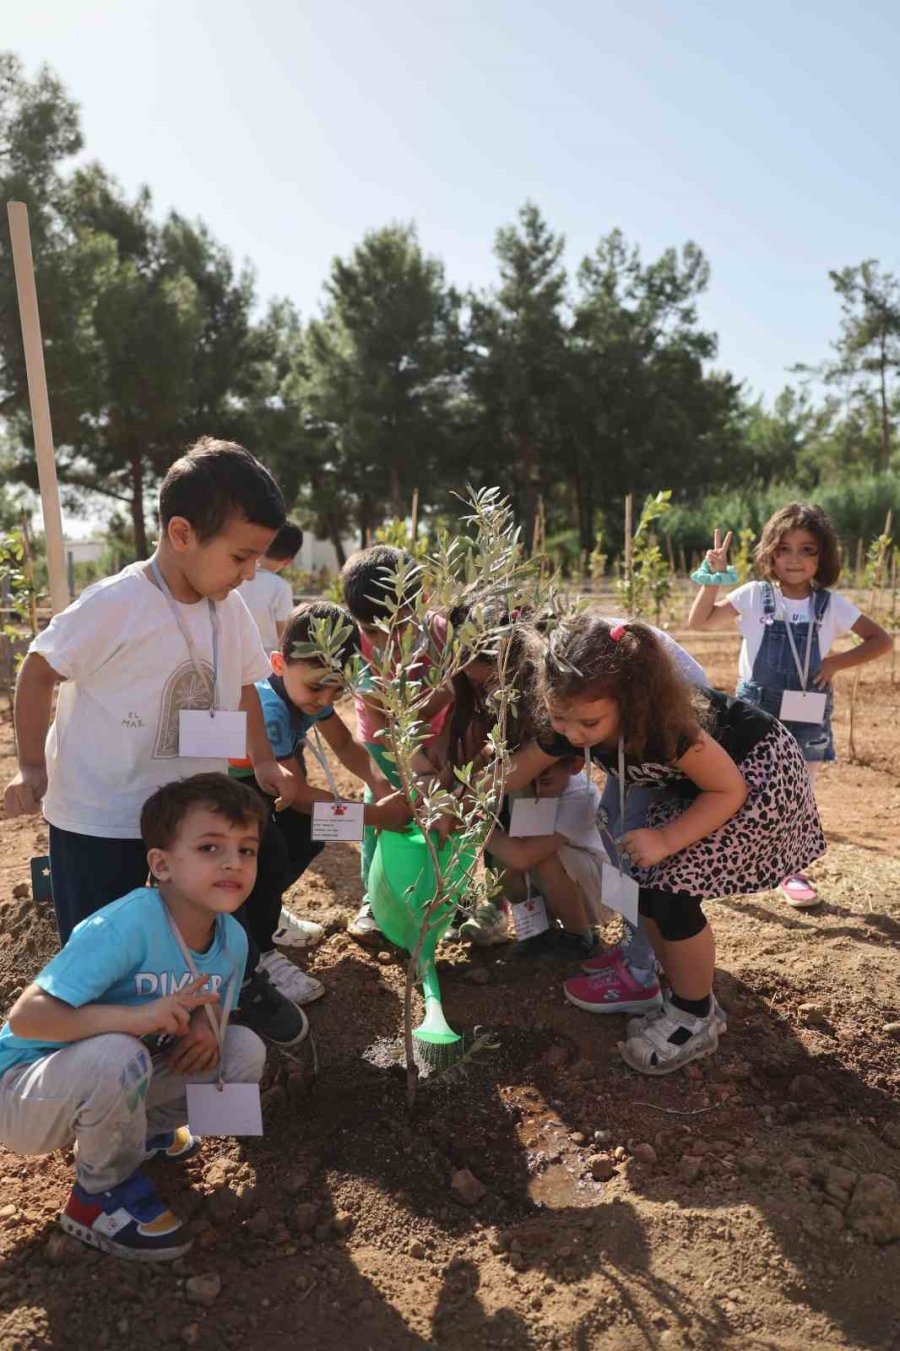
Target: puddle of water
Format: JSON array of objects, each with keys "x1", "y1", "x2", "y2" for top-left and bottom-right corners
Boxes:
[{"x1": 528, "y1": 1161, "x2": 598, "y2": 1209}]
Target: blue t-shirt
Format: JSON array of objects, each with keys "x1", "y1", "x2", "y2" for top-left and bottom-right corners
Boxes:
[
  {"x1": 231, "y1": 677, "x2": 334, "y2": 778},
  {"x1": 0, "y1": 888, "x2": 247, "y2": 1078}
]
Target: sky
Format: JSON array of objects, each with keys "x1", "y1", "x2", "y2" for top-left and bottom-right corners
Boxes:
[{"x1": 6, "y1": 0, "x2": 900, "y2": 532}]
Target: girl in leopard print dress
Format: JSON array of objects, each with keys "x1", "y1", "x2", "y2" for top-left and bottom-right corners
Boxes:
[{"x1": 522, "y1": 611, "x2": 825, "y2": 1076}]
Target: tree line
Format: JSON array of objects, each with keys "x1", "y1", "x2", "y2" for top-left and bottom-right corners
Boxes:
[{"x1": 2, "y1": 54, "x2": 899, "y2": 565}]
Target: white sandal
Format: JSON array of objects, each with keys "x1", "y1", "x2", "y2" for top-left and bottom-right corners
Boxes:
[{"x1": 620, "y1": 996, "x2": 720, "y2": 1076}]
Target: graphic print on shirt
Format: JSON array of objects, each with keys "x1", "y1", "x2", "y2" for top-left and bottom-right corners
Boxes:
[
  {"x1": 133, "y1": 969, "x2": 225, "y2": 997},
  {"x1": 152, "y1": 657, "x2": 216, "y2": 758}
]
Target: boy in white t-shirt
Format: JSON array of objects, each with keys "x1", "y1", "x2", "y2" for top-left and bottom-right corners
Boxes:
[
  {"x1": 4, "y1": 438, "x2": 308, "y2": 1046},
  {"x1": 238, "y1": 520, "x2": 302, "y2": 656},
  {"x1": 483, "y1": 753, "x2": 608, "y2": 959}
]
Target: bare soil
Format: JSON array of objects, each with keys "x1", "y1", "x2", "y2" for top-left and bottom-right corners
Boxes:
[{"x1": 1, "y1": 631, "x2": 899, "y2": 1350}]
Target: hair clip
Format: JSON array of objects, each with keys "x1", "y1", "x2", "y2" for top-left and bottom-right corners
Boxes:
[{"x1": 609, "y1": 624, "x2": 626, "y2": 641}]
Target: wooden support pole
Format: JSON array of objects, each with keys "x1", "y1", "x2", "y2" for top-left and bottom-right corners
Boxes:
[{"x1": 7, "y1": 201, "x2": 70, "y2": 614}]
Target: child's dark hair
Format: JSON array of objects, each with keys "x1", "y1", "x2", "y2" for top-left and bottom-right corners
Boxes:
[
  {"x1": 341, "y1": 545, "x2": 422, "y2": 625},
  {"x1": 141, "y1": 773, "x2": 268, "y2": 851},
  {"x1": 446, "y1": 598, "x2": 539, "y2": 764},
  {"x1": 754, "y1": 503, "x2": 841, "y2": 588},
  {"x1": 266, "y1": 521, "x2": 304, "y2": 562},
  {"x1": 282, "y1": 601, "x2": 360, "y2": 668},
  {"x1": 159, "y1": 437, "x2": 285, "y2": 542},
  {"x1": 539, "y1": 612, "x2": 705, "y2": 762}
]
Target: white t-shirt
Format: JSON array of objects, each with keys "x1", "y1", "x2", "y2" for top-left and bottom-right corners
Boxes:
[
  {"x1": 238, "y1": 568, "x2": 293, "y2": 655},
  {"x1": 552, "y1": 771, "x2": 609, "y2": 866},
  {"x1": 727, "y1": 582, "x2": 860, "y2": 682},
  {"x1": 31, "y1": 565, "x2": 270, "y2": 838}
]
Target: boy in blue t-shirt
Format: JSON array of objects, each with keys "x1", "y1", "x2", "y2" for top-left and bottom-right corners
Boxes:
[
  {"x1": 229, "y1": 601, "x2": 411, "y2": 1000},
  {"x1": 0, "y1": 774, "x2": 268, "y2": 1262}
]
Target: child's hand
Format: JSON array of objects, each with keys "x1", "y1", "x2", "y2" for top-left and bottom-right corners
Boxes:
[
  {"x1": 165, "y1": 1004, "x2": 221, "y2": 1076},
  {"x1": 813, "y1": 655, "x2": 841, "y2": 687},
  {"x1": 255, "y1": 759, "x2": 298, "y2": 808},
  {"x1": 127, "y1": 976, "x2": 220, "y2": 1039},
  {"x1": 622, "y1": 828, "x2": 670, "y2": 868},
  {"x1": 4, "y1": 765, "x2": 48, "y2": 818},
  {"x1": 372, "y1": 792, "x2": 413, "y2": 831},
  {"x1": 703, "y1": 529, "x2": 733, "y2": 576}
]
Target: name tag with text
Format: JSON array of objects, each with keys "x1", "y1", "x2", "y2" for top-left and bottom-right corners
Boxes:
[
  {"x1": 509, "y1": 797, "x2": 559, "y2": 837},
  {"x1": 311, "y1": 800, "x2": 366, "y2": 842}
]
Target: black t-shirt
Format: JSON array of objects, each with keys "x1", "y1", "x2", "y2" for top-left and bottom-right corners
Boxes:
[{"x1": 538, "y1": 688, "x2": 775, "y2": 799}]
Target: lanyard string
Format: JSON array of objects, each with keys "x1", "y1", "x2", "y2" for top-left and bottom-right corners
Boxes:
[
  {"x1": 586, "y1": 738, "x2": 629, "y2": 875},
  {"x1": 150, "y1": 559, "x2": 220, "y2": 712},
  {"x1": 777, "y1": 590, "x2": 815, "y2": 692},
  {"x1": 160, "y1": 897, "x2": 235, "y2": 1089},
  {"x1": 306, "y1": 726, "x2": 341, "y2": 803}
]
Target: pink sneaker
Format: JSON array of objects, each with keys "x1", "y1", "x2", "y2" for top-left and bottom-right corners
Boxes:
[
  {"x1": 580, "y1": 944, "x2": 625, "y2": 974},
  {"x1": 564, "y1": 960, "x2": 664, "y2": 1015},
  {"x1": 779, "y1": 875, "x2": 819, "y2": 909}
]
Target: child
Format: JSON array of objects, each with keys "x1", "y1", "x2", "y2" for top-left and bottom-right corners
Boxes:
[
  {"x1": 529, "y1": 612, "x2": 826, "y2": 1075},
  {"x1": 340, "y1": 545, "x2": 453, "y2": 944},
  {"x1": 688, "y1": 505, "x2": 891, "y2": 906},
  {"x1": 230, "y1": 601, "x2": 412, "y2": 991},
  {"x1": 4, "y1": 437, "x2": 307, "y2": 1047},
  {"x1": 0, "y1": 774, "x2": 268, "y2": 1261},
  {"x1": 238, "y1": 519, "x2": 303, "y2": 655},
  {"x1": 238, "y1": 520, "x2": 323, "y2": 952},
  {"x1": 485, "y1": 752, "x2": 607, "y2": 959}
]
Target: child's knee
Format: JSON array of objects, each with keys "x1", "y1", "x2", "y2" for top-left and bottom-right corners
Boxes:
[
  {"x1": 222, "y1": 1026, "x2": 267, "y2": 1083},
  {"x1": 83, "y1": 1035, "x2": 153, "y2": 1108}
]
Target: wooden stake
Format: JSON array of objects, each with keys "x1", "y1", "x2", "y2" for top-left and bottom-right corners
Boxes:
[
  {"x1": 623, "y1": 493, "x2": 634, "y2": 597},
  {"x1": 7, "y1": 202, "x2": 69, "y2": 614},
  {"x1": 410, "y1": 488, "x2": 419, "y2": 544}
]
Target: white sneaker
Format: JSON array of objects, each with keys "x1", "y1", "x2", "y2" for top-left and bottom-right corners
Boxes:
[
  {"x1": 257, "y1": 950, "x2": 325, "y2": 1006},
  {"x1": 272, "y1": 908, "x2": 325, "y2": 950},
  {"x1": 620, "y1": 995, "x2": 719, "y2": 1076},
  {"x1": 347, "y1": 901, "x2": 383, "y2": 947}
]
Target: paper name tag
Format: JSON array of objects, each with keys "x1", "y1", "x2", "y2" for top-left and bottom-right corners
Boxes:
[
  {"x1": 511, "y1": 894, "x2": 549, "y2": 939},
  {"x1": 779, "y1": 690, "x2": 827, "y2": 725},
  {"x1": 311, "y1": 800, "x2": 365, "y2": 841},
  {"x1": 509, "y1": 796, "x2": 559, "y2": 837},
  {"x1": 179, "y1": 709, "x2": 248, "y2": 758},
  {"x1": 186, "y1": 1082, "x2": 263, "y2": 1136},
  {"x1": 601, "y1": 863, "x2": 640, "y2": 926}
]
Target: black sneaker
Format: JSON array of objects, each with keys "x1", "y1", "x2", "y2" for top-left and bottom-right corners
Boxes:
[
  {"x1": 512, "y1": 928, "x2": 559, "y2": 959},
  {"x1": 552, "y1": 929, "x2": 599, "y2": 961},
  {"x1": 237, "y1": 969, "x2": 309, "y2": 1047}
]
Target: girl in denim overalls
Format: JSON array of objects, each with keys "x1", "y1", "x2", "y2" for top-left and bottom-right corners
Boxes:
[{"x1": 689, "y1": 504, "x2": 891, "y2": 907}]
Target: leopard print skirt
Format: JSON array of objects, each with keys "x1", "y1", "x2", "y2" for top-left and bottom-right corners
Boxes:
[{"x1": 638, "y1": 720, "x2": 826, "y2": 897}]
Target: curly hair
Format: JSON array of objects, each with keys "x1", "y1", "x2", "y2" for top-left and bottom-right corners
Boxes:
[
  {"x1": 754, "y1": 503, "x2": 841, "y2": 589},
  {"x1": 537, "y1": 612, "x2": 706, "y2": 762}
]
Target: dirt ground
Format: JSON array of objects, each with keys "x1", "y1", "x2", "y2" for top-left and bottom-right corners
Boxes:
[{"x1": 0, "y1": 629, "x2": 899, "y2": 1351}]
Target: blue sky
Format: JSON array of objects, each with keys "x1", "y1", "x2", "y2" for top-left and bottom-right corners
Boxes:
[{"x1": 7, "y1": 0, "x2": 900, "y2": 411}]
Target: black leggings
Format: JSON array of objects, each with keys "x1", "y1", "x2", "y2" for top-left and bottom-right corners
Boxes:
[{"x1": 638, "y1": 887, "x2": 707, "y2": 941}]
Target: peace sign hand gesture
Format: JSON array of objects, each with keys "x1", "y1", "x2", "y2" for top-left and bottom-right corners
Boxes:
[{"x1": 705, "y1": 528, "x2": 733, "y2": 575}]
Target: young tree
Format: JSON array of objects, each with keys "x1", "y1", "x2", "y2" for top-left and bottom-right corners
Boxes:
[
  {"x1": 467, "y1": 203, "x2": 570, "y2": 551},
  {"x1": 301, "y1": 224, "x2": 462, "y2": 545},
  {"x1": 824, "y1": 262, "x2": 900, "y2": 473}
]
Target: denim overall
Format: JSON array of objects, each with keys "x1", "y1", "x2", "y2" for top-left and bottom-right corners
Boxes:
[{"x1": 736, "y1": 583, "x2": 835, "y2": 762}]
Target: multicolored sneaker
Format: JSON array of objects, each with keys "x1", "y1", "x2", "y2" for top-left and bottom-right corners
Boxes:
[
  {"x1": 60, "y1": 1169, "x2": 191, "y2": 1261},
  {"x1": 619, "y1": 995, "x2": 720, "y2": 1076},
  {"x1": 564, "y1": 960, "x2": 664, "y2": 1015},
  {"x1": 144, "y1": 1127, "x2": 200, "y2": 1163},
  {"x1": 459, "y1": 903, "x2": 510, "y2": 946}
]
